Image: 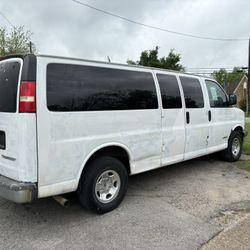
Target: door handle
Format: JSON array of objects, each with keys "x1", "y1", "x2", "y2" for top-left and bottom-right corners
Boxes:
[
  {"x1": 186, "y1": 112, "x2": 190, "y2": 124},
  {"x1": 208, "y1": 110, "x2": 211, "y2": 122}
]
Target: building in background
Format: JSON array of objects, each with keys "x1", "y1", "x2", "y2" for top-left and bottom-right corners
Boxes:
[{"x1": 225, "y1": 75, "x2": 248, "y2": 111}]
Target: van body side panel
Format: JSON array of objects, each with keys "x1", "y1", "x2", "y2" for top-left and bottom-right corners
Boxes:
[
  {"x1": 161, "y1": 108, "x2": 185, "y2": 165},
  {"x1": 153, "y1": 71, "x2": 185, "y2": 166},
  {"x1": 179, "y1": 75, "x2": 210, "y2": 160},
  {"x1": 202, "y1": 78, "x2": 245, "y2": 153},
  {"x1": 207, "y1": 107, "x2": 240, "y2": 152},
  {"x1": 0, "y1": 57, "x2": 37, "y2": 183},
  {"x1": 36, "y1": 57, "x2": 162, "y2": 198},
  {"x1": 207, "y1": 109, "x2": 244, "y2": 154}
]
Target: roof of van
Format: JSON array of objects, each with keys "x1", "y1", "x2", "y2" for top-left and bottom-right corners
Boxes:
[
  {"x1": 38, "y1": 54, "x2": 217, "y2": 80},
  {"x1": 1, "y1": 53, "x2": 215, "y2": 80}
]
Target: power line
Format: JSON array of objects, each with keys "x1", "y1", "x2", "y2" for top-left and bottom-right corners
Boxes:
[
  {"x1": 187, "y1": 71, "x2": 246, "y2": 74},
  {"x1": 72, "y1": 0, "x2": 248, "y2": 42},
  {"x1": 0, "y1": 12, "x2": 14, "y2": 28},
  {"x1": 186, "y1": 67, "x2": 247, "y2": 70}
]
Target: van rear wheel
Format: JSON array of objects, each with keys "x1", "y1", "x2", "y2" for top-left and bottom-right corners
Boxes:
[
  {"x1": 77, "y1": 156, "x2": 128, "y2": 214},
  {"x1": 221, "y1": 130, "x2": 243, "y2": 162}
]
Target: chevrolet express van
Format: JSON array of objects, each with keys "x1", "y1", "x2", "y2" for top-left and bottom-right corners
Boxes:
[{"x1": 0, "y1": 54, "x2": 247, "y2": 213}]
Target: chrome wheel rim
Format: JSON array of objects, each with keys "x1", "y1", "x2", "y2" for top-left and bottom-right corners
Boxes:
[
  {"x1": 95, "y1": 170, "x2": 121, "y2": 204},
  {"x1": 232, "y1": 138, "x2": 240, "y2": 157}
]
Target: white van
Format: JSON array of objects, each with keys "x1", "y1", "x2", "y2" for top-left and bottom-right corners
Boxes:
[{"x1": 0, "y1": 54, "x2": 247, "y2": 213}]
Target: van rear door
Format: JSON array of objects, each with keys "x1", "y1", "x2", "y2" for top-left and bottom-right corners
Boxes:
[{"x1": 0, "y1": 55, "x2": 37, "y2": 183}]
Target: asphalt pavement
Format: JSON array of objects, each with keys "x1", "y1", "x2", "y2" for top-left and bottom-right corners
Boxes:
[{"x1": 1, "y1": 156, "x2": 250, "y2": 250}]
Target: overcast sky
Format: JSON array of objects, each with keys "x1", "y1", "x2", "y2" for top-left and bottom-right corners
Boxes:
[{"x1": 0, "y1": 0, "x2": 249, "y2": 73}]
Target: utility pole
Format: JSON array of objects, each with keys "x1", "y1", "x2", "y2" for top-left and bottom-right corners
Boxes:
[
  {"x1": 247, "y1": 38, "x2": 250, "y2": 115},
  {"x1": 29, "y1": 41, "x2": 32, "y2": 53}
]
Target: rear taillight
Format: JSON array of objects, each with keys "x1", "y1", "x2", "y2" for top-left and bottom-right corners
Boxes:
[{"x1": 19, "y1": 81, "x2": 36, "y2": 113}]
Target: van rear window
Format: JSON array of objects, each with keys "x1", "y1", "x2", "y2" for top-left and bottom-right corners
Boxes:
[
  {"x1": 47, "y1": 63, "x2": 158, "y2": 111},
  {"x1": 0, "y1": 61, "x2": 20, "y2": 112}
]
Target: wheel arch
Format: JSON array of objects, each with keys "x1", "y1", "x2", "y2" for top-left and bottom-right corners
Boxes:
[
  {"x1": 77, "y1": 143, "x2": 132, "y2": 183},
  {"x1": 232, "y1": 125, "x2": 244, "y2": 138},
  {"x1": 233, "y1": 125, "x2": 243, "y2": 132}
]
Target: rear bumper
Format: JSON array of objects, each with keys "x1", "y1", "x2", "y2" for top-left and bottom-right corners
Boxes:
[{"x1": 0, "y1": 175, "x2": 37, "y2": 203}]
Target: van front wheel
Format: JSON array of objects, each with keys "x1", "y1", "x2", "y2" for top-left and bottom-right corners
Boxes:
[
  {"x1": 77, "y1": 156, "x2": 128, "y2": 214},
  {"x1": 221, "y1": 130, "x2": 243, "y2": 162}
]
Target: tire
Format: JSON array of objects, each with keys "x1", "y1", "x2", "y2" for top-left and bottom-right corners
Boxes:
[
  {"x1": 221, "y1": 130, "x2": 243, "y2": 162},
  {"x1": 77, "y1": 156, "x2": 128, "y2": 214}
]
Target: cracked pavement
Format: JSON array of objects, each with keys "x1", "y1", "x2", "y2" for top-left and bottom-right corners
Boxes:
[{"x1": 1, "y1": 155, "x2": 250, "y2": 250}]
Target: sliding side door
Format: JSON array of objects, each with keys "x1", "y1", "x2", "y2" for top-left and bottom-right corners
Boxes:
[
  {"x1": 179, "y1": 76, "x2": 209, "y2": 160},
  {"x1": 156, "y1": 73, "x2": 185, "y2": 166}
]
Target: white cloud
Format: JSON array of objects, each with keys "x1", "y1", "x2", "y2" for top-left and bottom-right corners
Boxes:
[{"x1": 0, "y1": 0, "x2": 249, "y2": 71}]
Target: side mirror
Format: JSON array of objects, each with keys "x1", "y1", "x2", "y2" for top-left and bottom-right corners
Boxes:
[{"x1": 228, "y1": 94, "x2": 237, "y2": 106}]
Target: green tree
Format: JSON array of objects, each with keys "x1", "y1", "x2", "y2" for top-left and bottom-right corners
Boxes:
[
  {"x1": 211, "y1": 67, "x2": 245, "y2": 86},
  {"x1": 127, "y1": 46, "x2": 185, "y2": 71},
  {"x1": 211, "y1": 68, "x2": 227, "y2": 85},
  {"x1": 0, "y1": 26, "x2": 34, "y2": 56}
]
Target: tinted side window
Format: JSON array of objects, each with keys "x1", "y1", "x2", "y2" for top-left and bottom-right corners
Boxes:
[
  {"x1": 157, "y1": 74, "x2": 182, "y2": 109},
  {"x1": 0, "y1": 61, "x2": 20, "y2": 112},
  {"x1": 205, "y1": 80, "x2": 228, "y2": 107},
  {"x1": 47, "y1": 64, "x2": 158, "y2": 111},
  {"x1": 180, "y1": 76, "x2": 204, "y2": 108}
]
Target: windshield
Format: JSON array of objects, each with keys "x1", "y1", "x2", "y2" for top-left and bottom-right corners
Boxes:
[{"x1": 0, "y1": 60, "x2": 21, "y2": 112}]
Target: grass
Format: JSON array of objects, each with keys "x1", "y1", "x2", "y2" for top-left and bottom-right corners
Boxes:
[
  {"x1": 235, "y1": 123, "x2": 250, "y2": 172},
  {"x1": 235, "y1": 160, "x2": 250, "y2": 172},
  {"x1": 243, "y1": 123, "x2": 250, "y2": 155}
]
